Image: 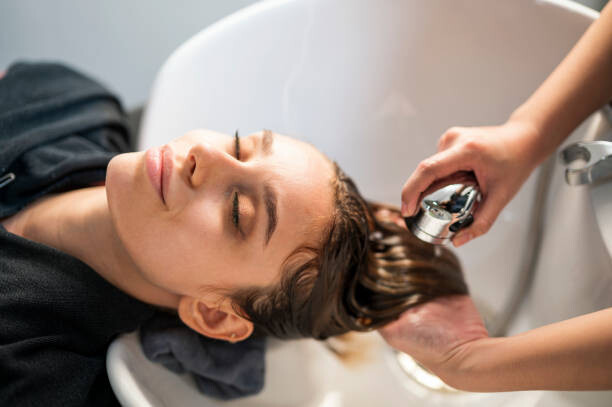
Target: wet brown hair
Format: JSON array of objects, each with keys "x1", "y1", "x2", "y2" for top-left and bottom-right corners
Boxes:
[{"x1": 229, "y1": 163, "x2": 468, "y2": 339}]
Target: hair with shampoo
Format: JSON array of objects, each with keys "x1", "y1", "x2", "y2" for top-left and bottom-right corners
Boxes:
[{"x1": 229, "y1": 163, "x2": 468, "y2": 339}]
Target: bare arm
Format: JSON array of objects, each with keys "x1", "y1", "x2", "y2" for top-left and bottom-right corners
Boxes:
[
  {"x1": 386, "y1": 2, "x2": 612, "y2": 392},
  {"x1": 448, "y1": 308, "x2": 612, "y2": 391},
  {"x1": 401, "y1": 2, "x2": 612, "y2": 246},
  {"x1": 510, "y1": 0, "x2": 612, "y2": 165},
  {"x1": 379, "y1": 297, "x2": 612, "y2": 391}
]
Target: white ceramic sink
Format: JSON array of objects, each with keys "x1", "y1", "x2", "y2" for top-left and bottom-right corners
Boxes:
[
  {"x1": 108, "y1": 0, "x2": 612, "y2": 405},
  {"x1": 110, "y1": 330, "x2": 611, "y2": 406}
]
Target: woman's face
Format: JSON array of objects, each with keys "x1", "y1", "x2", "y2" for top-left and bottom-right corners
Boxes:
[{"x1": 106, "y1": 129, "x2": 335, "y2": 299}]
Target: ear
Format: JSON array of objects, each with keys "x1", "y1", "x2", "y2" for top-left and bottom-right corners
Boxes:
[{"x1": 177, "y1": 296, "x2": 253, "y2": 343}]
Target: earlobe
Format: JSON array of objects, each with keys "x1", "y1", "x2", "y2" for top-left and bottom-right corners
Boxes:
[{"x1": 177, "y1": 297, "x2": 253, "y2": 342}]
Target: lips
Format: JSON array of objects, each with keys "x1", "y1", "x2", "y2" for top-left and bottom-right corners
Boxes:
[
  {"x1": 161, "y1": 145, "x2": 173, "y2": 204},
  {"x1": 145, "y1": 145, "x2": 173, "y2": 205}
]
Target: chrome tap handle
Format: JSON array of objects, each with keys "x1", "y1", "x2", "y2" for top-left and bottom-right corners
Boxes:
[{"x1": 562, "y1": 141, "x2": 612, "y2": 185}]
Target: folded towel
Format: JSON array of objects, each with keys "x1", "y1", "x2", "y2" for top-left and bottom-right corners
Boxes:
[{"x1": 139, "y1": 312, "x2": 266, "y2": 400}]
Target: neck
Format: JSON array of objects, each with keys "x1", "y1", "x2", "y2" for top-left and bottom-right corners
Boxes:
[{"x1": 2, "y1": 187, "x2": 180, "y2": 309}]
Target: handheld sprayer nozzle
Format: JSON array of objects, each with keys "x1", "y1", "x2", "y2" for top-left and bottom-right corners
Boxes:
[{"x1": 405, "y1": 174, "x2": 481, "y2": 245}]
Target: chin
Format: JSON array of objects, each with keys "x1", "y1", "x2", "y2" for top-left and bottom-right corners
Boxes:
[
  {"x1": 106, "y1": 152, "x2": 135, "y2": 203},
  {"x1": 105, "y1": 152, "x2": 146, "y2": 235}
]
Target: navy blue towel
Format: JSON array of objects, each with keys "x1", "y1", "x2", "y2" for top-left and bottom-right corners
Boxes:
[{"x1": 139, "y1": 313, "x2": 266, "y2": 400}]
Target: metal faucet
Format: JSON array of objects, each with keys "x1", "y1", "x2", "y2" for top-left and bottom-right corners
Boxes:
[{"x1": 562, "y1": 141, "x2": 612, "y2": 186}]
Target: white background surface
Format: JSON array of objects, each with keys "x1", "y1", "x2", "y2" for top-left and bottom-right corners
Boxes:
[
  {"x1": 0, "y1": 0, "x2": 606, "y2": 109},
  {"x1": 0, "y1": 0, "x2": 258, "y2": 108}
]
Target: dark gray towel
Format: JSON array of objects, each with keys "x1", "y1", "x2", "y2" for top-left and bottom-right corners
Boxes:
[{"x1": 140, "y1": 313, "x2": 266, "y2": 400}]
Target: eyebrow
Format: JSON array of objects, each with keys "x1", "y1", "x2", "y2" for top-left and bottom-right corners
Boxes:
[{"x1": 263, "y1": 183, "x2": 278, "y2": 246}]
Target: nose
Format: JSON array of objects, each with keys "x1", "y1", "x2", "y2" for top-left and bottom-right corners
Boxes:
[{"x1": 186, "y1": 141, "x2": 242, "y2": 188}]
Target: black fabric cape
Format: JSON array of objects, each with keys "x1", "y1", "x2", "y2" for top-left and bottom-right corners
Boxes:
[{"x1": 0, "y1": 62, "x2": 156, "y2": 406}]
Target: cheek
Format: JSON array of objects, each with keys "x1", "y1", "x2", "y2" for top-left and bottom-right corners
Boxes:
[
  {"x1": 181, "y1": 199, "x2": 224, "y2": 240},
  {"x1": 137, "y1": 203, "x2": 227, "y2": 292}
]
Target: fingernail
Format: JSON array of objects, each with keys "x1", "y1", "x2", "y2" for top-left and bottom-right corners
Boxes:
[
  {"x1": 401, "y1": 202, "x2": 413, "y2": 217},
  {"x1": 453, "y1": 233, "x2": 472, "y2": 247}
]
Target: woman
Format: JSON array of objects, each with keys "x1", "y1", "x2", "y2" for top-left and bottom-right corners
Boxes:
[{"x1": 0, "y1": 62, "x2": 467, "y2": 405}]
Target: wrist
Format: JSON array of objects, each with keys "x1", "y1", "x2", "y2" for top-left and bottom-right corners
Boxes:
[
  {"x1": 437, "y1": 337, "x2": 505, "y2": 392},
  {"x1": 504, "y1": 112, "x2": 552, "y2": 168}
]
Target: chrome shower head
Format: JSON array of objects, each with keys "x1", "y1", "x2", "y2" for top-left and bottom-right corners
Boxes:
[{"x1": 404, "y1": 179, "x2": 481, "y2": 245}]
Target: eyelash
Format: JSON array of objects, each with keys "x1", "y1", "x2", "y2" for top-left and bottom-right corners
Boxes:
[
  {"x1": 234, "y1": 130, "x2": 241, "y2": 161},
  {"x1": 232, "y1": 131, "x2": 241, "y2": 231},
  {"x1": 232, "y1": 191, "x2": 240, "y2": 230}
]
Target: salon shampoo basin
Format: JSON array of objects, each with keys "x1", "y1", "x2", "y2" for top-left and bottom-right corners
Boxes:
[{"x1": 108, "y1": 0, "x2": 612, "y2": 405}]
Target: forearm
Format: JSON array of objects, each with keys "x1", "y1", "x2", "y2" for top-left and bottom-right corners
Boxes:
[
  {"x1": 446, "y1": 308, "x2": 612, "y2": 391},
  {"x1": 510, "y1": 2, "x2": 612, "y2": 165}
]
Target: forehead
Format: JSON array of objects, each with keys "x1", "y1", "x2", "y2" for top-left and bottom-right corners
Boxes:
[
  {"x1": 267, "y1": 133, "x2": 336, "y2": 244},
  {"x1": 269, "y1": 133, "x2": 332, "y2": 183}
]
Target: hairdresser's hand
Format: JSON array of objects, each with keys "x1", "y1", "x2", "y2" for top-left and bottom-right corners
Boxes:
[
  {"x1": 401, "y1": 120, "x2": 544, "y2": 247},
  {"x1": 378, "y1": 295, "x2": 488, "y2": 386}
]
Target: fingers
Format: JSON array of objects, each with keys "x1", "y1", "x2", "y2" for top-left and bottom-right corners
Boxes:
[
  {"x1": 419, "y1": 171, "x2": 477, "y2": 199},
  {"x1": 437, "y1": 127, "x2": 463, "y2": 151},
  {"x1": 401, "y1": 147, "x2": 476, "y2": 217},
  {"x1": 451, "y1": 187, "x2": 507, "y2": 247}
]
